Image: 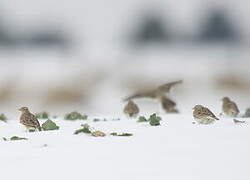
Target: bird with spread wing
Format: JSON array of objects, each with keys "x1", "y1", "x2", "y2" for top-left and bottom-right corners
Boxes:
[
  {"x1": 123, "y1": 80, "x2": 183, "y2": 101},
  {"x1": 123, "y1": 80, "x2": 183, "y2": 114}
]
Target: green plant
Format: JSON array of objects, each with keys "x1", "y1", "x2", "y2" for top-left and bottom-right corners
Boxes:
[
  {"x1": 0, "y1": 113, "x2": 7, "y2": 122},
  {"x1": 243, "y1": 108, "x2": 250, "y2": 118},
  {"x1": 110, "y1": 132, "x2": 133, "y2": 136},
  {"x1": 42, "y1": 119, "x2": 59, "y2": 131},
  {"x1": 64, "y1": 111, "x2": 88, "y2": 120},
  {"x1": 93, "y1": 118, "x2": 101, "y2": 122},
  {"x1": 233, "y1": 119, "x2": 245, "y2": 124},
  {"x1": 112, "y1": 118, "x2": 120, "y2": 121},
  {"x1": 10, "y1": 136, "x2": 28, "y2": 141},
  {"x1": 137, "y1": 116, "x2": 148, "y2": 122},
  {"x1": 35, "y1": 112, "x2": 49, "y2": 119},
  {"x1": 149, "y1": 113, "x2": 161, "y2": 126},
  {"x1": 74, "y1": 124, "x2": 91, "y2": 134}
]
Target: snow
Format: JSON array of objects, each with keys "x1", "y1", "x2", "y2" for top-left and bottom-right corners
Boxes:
[{"x1": 0, "y1": 114, "x2": 250, "y2": 180}]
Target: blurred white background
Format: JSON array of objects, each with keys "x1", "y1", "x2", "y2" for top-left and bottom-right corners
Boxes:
[{"x1": 0, "y1": 0, "x2": 249, "y2": 117}]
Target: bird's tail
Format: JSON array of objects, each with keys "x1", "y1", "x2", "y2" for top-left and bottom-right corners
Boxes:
[{"x1": 38, "y1": 126, "x2": 42, "y2": 131}]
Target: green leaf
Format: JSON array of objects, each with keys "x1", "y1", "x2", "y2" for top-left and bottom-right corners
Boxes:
[
  {"x1": 42, "y1": 119, "x2": 59, "y2": 131},
  {"x1": 64, "y1": 111, "x2": 88, "y2": 120},
  {"x1": 74, "y1": 124, "x2": 91, "y2": 134},
  {"x1": 112, "y1": 118, "x2": 120, "y2": 121},
  {"x1": 137, "y1": 116, "x2": 148, "y2": 122},
  {"x1": 10, "y1": 136, "x2": 28, "y2": 141},
  {"x1": 149, "y1": 113, "x2": 161, "y2": 126},
  {"x1": 35, "y1": 112, "x2": 49, "y2": 119},
  {"x1": 93, "y1": 118, "x2": 101, "y2": 122},
  {"x1": 0, "y1": 113, "x2": 7, "y2": 122},
  {"x1": 243, "y1": 108, "x2": 250, "y2": 118},
  {"x1": 233, "y1": 119, "x2": 245, "y2": 124},
  {"x1": 28, "y1": 129, "x2": 36, "y2": 132},
  {"x1": 110, "y1": 132, "x2": 133, "y2": 136},
  {"x1": 110, "y1": 132, "x2": 118, "y2": 136}
]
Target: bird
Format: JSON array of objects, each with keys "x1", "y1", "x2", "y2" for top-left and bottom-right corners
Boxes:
[
  {"x1": 160, "y1": 95, "x2": 179, "y2": 113},
  {"x1": 19, "y1": 107, "x2": 42, "y2": 131},
  {"x1": 193, "y1": 105, "x2": 219, "y2": 124},
  {"x1": 221, "y1": 97, "x2": 239, "y2": 117},
  {"x1": 123, "y1": 100, "x2": 140, "y2": 118},
  {"x1": 123, "y1": 80, "x2": 183, "y2": 101}
]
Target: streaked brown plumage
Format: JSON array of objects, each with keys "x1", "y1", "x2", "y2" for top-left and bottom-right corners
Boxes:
[
  {"x1": 19, "y1": 107, "x2": 41, "y2": 131},
  {"x1": 193, "y1": 105, "x2": 219, "y2": 124},
  {"x1": 222, "y1": 97, "x2": 239, "y2": 117},
  {"x1": 123, "y1": 100, "x2": 139, "y2": 118},
  {"x1": 123, "y1": 80, "x2": 183, "y2": 101},
  {"x1": 160, "y1": 95, "x2": 178, "y2": 113}
]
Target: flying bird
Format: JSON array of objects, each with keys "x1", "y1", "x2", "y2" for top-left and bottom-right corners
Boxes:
[{"x1": 124, "y1": 80, "x2": 183, "y2": 101}]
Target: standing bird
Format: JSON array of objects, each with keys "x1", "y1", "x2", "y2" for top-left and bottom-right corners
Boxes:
[
  {"x1": 123, "y1": 80, "x2": 183, "y2": 101},
  {"x1": 193, "y1": 105, "x2": 219, "y2": 124},
  {"x1": 221, "y1": 97, "x2": 239, "y2": 117},
  {"x1": 160, "y1": 95, "x2": 178, "y2": 113},
  {"x1": 19, "y1": 107, "x2": 42, "y2": 131},
  {"x1": 123, "y1": 100, "x2": 140, "y2": 118}
]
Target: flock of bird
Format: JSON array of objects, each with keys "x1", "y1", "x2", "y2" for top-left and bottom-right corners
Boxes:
[
  {"x1": 123, "y1": 80, "x2": 241, "y2": 125},
  {"x1": 17, "y1": 80, "x2": 241, "y2": 132},
  {"x1": 123, "y1": 80, "x2": 182, "y2": 116}
]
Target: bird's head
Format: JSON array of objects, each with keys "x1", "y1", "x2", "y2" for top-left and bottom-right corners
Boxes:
[
  {"x1": 18, "y1": 107, "x2": 29, "y2": 113},
  {"x1": 222, "y1": 97, "x2": 230, "y2": 102},
  {"x1": 192, "y1": 105, "x2": 203, "y2": 111}
]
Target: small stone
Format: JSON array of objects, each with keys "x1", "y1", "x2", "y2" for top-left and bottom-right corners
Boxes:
[{"x1": 92, "y1": 131, "x2": 106, "y2": 137}]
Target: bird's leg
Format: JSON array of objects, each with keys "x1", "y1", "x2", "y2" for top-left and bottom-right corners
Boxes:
[
  {"x1": 157, "y1": 102, "x2": 163, "y2": 114},
  {"x1": 26, "y1": 126, "x2": 36, "y2": 132}
]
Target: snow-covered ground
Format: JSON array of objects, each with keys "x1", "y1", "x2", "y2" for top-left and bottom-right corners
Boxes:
[{"x1": 0, "y1": 114, "x2": 250, "y2": 180}]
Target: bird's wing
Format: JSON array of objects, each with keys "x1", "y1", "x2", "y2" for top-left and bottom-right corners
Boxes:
[
  {"x1": 230, "y1": 102, "x2": 239, "y2": 112},
  {"x1": 31, "y1": 114, "x2": 40, "y2": 123},
  {"x1": 21, "y1": 114, "x2": 37, "y2": 128},
  {"x1": 204, "y1": 107, "x2": 219, "y2": 120},
  {"x1": 161, "y1": 96, "x2": 176, "y2": 107},
  {"x1": 29, "y1": 114, "x2": 41, "y2": 129},
  {"x1": 157, "y1": 80, "x2": 183, "y2": 93},
  {"x1": 123, "y1": 90, "x2": 156, "y2": 101}
]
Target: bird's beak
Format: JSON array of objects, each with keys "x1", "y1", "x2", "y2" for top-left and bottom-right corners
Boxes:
[{"x1": 18, "y1": 108, "x2": 21, "y2": 111}]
